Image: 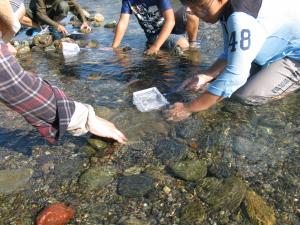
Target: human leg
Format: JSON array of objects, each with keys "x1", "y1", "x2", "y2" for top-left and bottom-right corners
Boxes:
[{"x1": 233, "y1": 58, "x2": 300, "y2": 105}]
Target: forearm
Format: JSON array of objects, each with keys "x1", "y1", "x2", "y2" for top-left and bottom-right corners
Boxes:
[
  {"x1": 0, "y1": 0, "x2": 19, "y2": 42},
  {"x1": 69, "y1": 1, "x2": 87, "y2": 23},
  {"x1": 204, "y1": 58, "x2": 227, "y2": 80},
  {"x1": 152, "y1": 19, "x2": 175, "y2": 50},
  {"x1": 186, "y1": 91, "x2": 222, "y2": 112},
  {"x1": 112, "y1": 21, "x2": 128, "y2": 48}
]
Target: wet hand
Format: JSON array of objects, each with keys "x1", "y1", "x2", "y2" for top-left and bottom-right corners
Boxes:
[
  {"x1": 165, "y1": 102, "x2": 192, "y2": 122},
  {"x1": 177, "y1": 74, "x2": 209, "y2": 92},
  {"x1": 88, "y1": 116, "x2": 128, "y2": 144},
  {"x1": 80, "y1": 22, "x2": 91, "y2": 32},
  {"x1": 144, "y1": 46, "x2": 159, "y2": 56},
  {"x1": 56, "y1": 24, "x2": 68, "y2": 35}
]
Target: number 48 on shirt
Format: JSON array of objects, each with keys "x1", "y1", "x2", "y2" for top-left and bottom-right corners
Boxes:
[{"x1": 229, "y1": 29, "x2": 251, "y2": 52}]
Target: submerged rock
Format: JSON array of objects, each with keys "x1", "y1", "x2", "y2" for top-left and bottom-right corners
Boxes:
[
  {"x1": 87, "y1": 138, "x2": 108, "y2": 152},
  {"x1": 169, "y1": 160, "x2": 207, "y2": 181},
  {"x1": 0, "y1": 168, "x2": 33, "y2": 194},
  {"x1": 154, "y1": 139, "x2": 187, "y2": 165},
  {"x1": 79, "y1": 166, "x2": 117, "y2": 190},
  {"x1": 33, "y1": 34, "x2": 53, "y2": 48},
  {"x1": 118, "y1": 216, "x2": 150, "y2": 225},
  {"x1": 17, "y1": 45, "x2": 31, "y2": 55},
  {"x1": 208, "y1": 162, "x2": 233, "y2": 178},
  {"x1": 122, "y1": 46, "x2": 132, "y2": 52},
  {"x1": 94, "y1": 13, "x2": 105, "y2": 23},
  {"x1": 197, "y1": 177, "x2": 247, "y2": 212},
  {"x1": 244, "y1": 190, "x2": 276, "y2": 225},
  {"x1": 117, "y1": 174, "x2": 154, "y2": 198},
  {"x1": 180, "y1": 201, "x2": 206, "y2": 224},
  {"x1": 36, "y1": 203, "x2": 75, "y2": 225},
  {"x1": 87, "y1": 40, "x2": 100, "y2": 48},
  {"x1": 104, "y1": 20, "x2": 117, "y2": 29}
]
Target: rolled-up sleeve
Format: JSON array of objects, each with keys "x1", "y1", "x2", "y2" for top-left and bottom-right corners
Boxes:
[{"x1": 208, "y1": 12, "x2": 267, "y2": 97}]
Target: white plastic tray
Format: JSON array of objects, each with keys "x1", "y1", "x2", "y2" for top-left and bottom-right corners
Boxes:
[{"x1": 133, "y1": 87, "x2": 169, "y2": 112}]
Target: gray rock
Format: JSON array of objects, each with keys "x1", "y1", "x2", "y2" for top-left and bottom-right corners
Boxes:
[
  {"x1": 117, "y1": 174, "x2": 154, "y2": 198},
  {"x1": 154, "y1": 139, "x2": 187, "y2": 165},
  {"x1": 0, "y1": 169, "x2": 33, "y2": 194},
  {"x1": 169, "y1": 160, "x2": 207, "y2": 181},
  {"x1": 208, "y1": 162, "x2": 233, "y2": 178}
]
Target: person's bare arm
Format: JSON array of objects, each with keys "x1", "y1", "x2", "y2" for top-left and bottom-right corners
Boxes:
[
  {"x1": 165, "y1": 91, "x2": 222, "y2": 121},
  {"x1": 144, "y1": 9, "x2": 175, "y2": 55},
  {"x1": 112, "y1": 13, "x2": 130, "y2": 48},
  {"x1": 0, "y1": 0, "x2": 20, "y2": 42}
]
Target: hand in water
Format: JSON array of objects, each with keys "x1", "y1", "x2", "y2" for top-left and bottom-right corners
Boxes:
[
  {"x1": 80, "y1": 22, "x2": 91, "y2": 32},
  {"x1": 144, "y1": 46, "x2": 159, "y2": 56},
  {"x1": 56, "y1": 24, "x2": 68, "y2": 35},
  {"x1": 177, "y1": 74, "x2": 211, "y2": 92},
  {"x1": 164, "y1": 102, "x2": 192, "y2": 122},
  {"x1": 88, "y1": 116, "x2": 127, "y2": 144}
]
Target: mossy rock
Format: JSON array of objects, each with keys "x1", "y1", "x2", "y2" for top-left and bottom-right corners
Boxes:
[
  {"x1": 104, "y1": 20, "x2": 117, "y2": 28},
  {"x1": 169, "y1": 160, "x2": 207, "y2": 181},
  {"x1": 180, "y1": 201, "x2": 206, "y2": 224},
  {"x1": 244, "y1": 190, "x2": 276, "y2": 225},
  {"x1": 197, "y1": 177, "x2": 246, "y2": 212},
  {"x1": 87, "y1": 138, "x2": 109, "y2": 152},
  {"x1": 79, "y1": 166, "x2": 117, "y2": 190},
  {"x1": 33, "y1": 34, "x2": 53, "y2": 48}
]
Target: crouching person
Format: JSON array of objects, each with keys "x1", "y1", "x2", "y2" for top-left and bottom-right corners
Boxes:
[{"x1": 0, "y1": 0, "x2": 127, "y2": 144}]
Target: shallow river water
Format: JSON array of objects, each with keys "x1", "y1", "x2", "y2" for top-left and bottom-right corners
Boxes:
[{"x1": 0, "y1": 0, "x2": 299, "y2": 224}]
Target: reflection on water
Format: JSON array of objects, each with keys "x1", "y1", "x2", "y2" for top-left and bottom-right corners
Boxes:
[{"x1": 0, "y1": 0, "x2": 299, "y2": 224}]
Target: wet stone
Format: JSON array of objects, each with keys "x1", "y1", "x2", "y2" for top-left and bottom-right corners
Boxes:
[
  {"x1": 154, "y1": 139, "x2": 187, "y2": 165},
  {"x1": 0, "y1": 168, "x2": 33, "y2": 194},
  {"x1": 122, "y1": 46, "x2": 132, "y2": 52},
  {"x1": 94, "y1": 13, "x2": 105, "y2": 23},
  {"x1": 80, "y1": 145, "x2": 97, "y2": 157},
  {"x1": 169, "y1": 160, "x2": 207, "y2": 181},
  {"x1": 36, "y1": 203, "x2": 75, "y2": 225},
  {"x1": 17, "y1": 46, "x2": 31, "y2": 55},
  {"x1": 118, "y1": 216, "x2": 150, "y2": 225},
  {"x1": 79, "y1": 166, "x2": 117, "y2": 190},
  {"x1": 197, "y1": 177, "x2": 247, "y2": 212},
  {"x1": 244, "y1": 190, "x2": 276, "y2": 225},
  {"x1": 180, "y1": 201, "x2": 206, "y2": 224},
  {"x1": 208, "y1": 162, "x2": 233, "y2": 178},
  {"x1": 117, "y1": 174, "x2": 154, "y2": 198},
  {"x1": 87, "y1": 40, "x2": 100, "y2": 48},
  {"x1": 175, "y1": 119, "x2": 203, "y2": 139},
  {"x1": 104, "y1": 20, "x2": 117, "y2": 28},
  {"x1": 33, "y1": 34, "x2": 53, "y2": 48},
  {"x1": 87, "y1": 138, "x2": 108, "y2": 152}
]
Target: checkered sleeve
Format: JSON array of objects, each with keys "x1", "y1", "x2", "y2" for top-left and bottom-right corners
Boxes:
[{"x1": 0, "y1": 43, "x2": 75, "y2": 144}]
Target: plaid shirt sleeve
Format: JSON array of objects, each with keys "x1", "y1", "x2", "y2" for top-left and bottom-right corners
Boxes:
[{"x1": 0, "y1": 43, "x2": 75, "y2": 144}]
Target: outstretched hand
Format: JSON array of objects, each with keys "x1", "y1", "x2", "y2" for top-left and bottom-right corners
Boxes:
[
  {"x1": 88, "y1": 116, "x2": 127, "y2": 144},
  {"x1": 164, "y1": 102, "x2": 192, "y2": 122},
  {"x1": 177, "y1": 74, "x2": 210, "y2": 92},
  {"x1": 144, "y1": 45, "x2": 159, "y2": 56}
]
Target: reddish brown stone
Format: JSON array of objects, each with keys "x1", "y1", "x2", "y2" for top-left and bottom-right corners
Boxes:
[{"x1": 36, "y1": 203, "x2": 75, "y2": 225}]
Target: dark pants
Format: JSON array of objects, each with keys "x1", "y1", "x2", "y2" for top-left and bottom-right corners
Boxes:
[{"x1": 26, "y1": 0, "x2": 69, "y2": 24}]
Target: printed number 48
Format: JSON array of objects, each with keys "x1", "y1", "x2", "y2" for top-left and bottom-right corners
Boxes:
[{"x1": 228, "y1": 29, "x2": 251, "y2": 52}]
